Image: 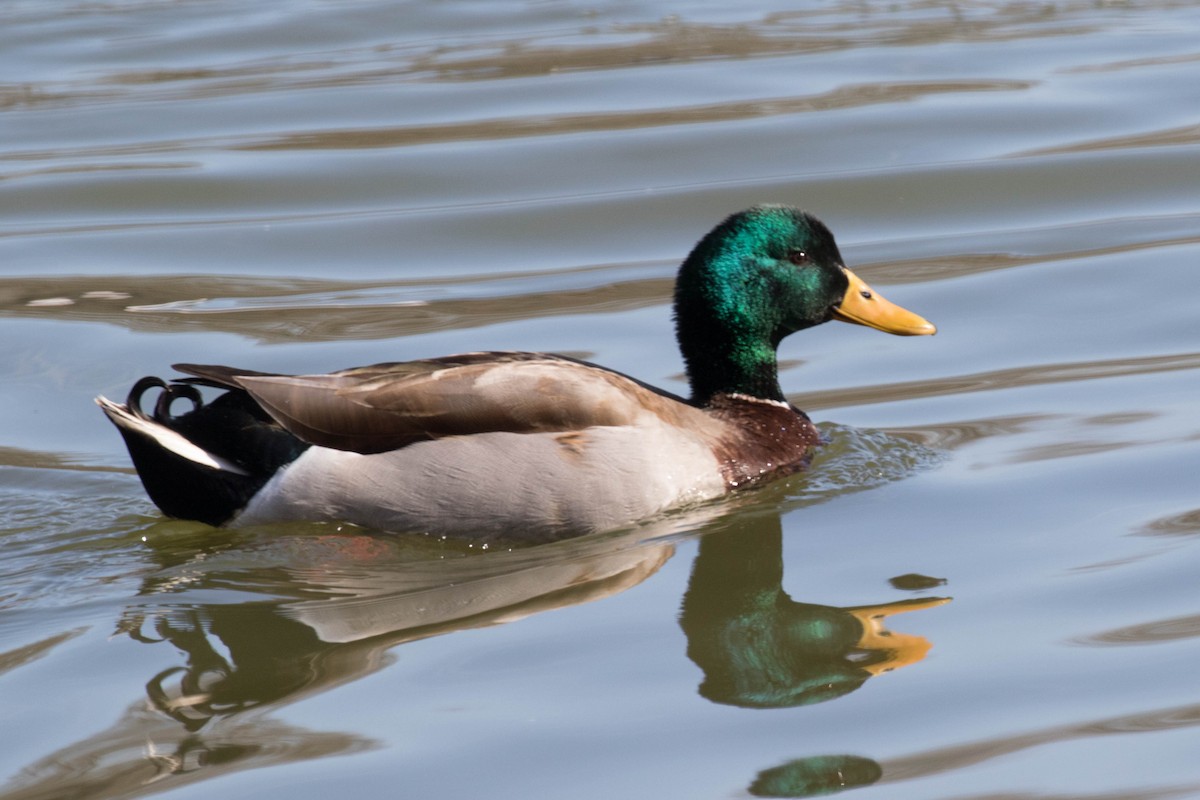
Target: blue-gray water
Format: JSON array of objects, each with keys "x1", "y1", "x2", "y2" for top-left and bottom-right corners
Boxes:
[{"x1": 3, "y1": 1, "x2": 1200, "y2": 798}]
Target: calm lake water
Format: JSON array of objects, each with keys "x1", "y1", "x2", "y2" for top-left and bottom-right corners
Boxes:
[{"x1": 4, "y1": 1, "x2": 1200, "y2": 797}]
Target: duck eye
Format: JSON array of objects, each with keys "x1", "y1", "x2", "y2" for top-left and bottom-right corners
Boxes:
[{"x1": 787, "y1": 250, "x2": 809, "y2": 266}]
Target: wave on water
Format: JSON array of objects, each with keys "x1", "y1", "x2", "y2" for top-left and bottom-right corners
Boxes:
[{"x1": 787, "y1": 421, "x2": 945, "y2": 506}]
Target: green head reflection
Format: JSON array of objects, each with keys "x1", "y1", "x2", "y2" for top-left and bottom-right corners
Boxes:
[
  {"x1": 680, "y1": 515, "x2": 949, "y2": 708},
  {"x1": 750, "y1": 754, "x2": 883, "y2": 797}
]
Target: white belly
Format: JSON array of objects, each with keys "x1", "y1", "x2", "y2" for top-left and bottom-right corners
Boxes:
[{"x1": 234, "y1": 424, "x2": 726, "y2": 541}]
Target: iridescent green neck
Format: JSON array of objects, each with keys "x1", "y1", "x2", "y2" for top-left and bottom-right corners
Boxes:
[
  {"x1": 674, "y1": 237, "x2": 788, "y2": 405},
  {"x1": 673, "y1": 210, "x2": 819, "y2": 406},
  {"x1": 683, "y1": 333, "x2": 785, "y2": 405}
]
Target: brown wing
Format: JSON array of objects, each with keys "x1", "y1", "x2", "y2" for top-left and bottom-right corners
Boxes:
[
  {"x1": 174, "y1": 363, "x2": 281, "y2": 390},
  {"x1": 176, "y1": 353, "x2": 690, "y2": 454}
]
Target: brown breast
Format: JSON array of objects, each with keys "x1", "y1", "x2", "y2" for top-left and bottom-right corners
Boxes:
[{"x1": 705, "y1": 394, "x2": 821, "y2": 490}]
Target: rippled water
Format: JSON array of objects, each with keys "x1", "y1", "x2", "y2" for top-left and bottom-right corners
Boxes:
[{"x1": 3, "y1": 1, "x2": 1200, "y2": 798}]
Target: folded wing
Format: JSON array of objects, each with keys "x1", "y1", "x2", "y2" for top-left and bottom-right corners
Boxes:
[{"x1": 175, "y1": 352, "x2": 688, "y2": 454}]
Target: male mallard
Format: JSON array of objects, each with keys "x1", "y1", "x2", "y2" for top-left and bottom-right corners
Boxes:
[{"x1": 98, "y1": 205, "x2": 934, "y2": 540}]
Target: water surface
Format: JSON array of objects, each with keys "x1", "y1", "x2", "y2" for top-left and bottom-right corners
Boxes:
[{"x1": 3, "y1": 1, "x2": 1200, "y2": 798}]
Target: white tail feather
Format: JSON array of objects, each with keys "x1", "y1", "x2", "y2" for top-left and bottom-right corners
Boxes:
[{"x1": 95, "y1": 396, "x2": 249, "y2": 475}]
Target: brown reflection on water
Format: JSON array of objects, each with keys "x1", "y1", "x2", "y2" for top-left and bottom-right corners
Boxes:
[
  {"x1": 0, "y1": 160, "x2": 198, "y2": 183},
  {"x1": 1061, "y1": 50, "x2": 1200, "y2": 75},
  {"x1": 888, "y1": 413, "x2": 1053, "y2": 451},
  {"x1": 1003, "y1": 437, "x2": 1139, "y2": 465},
  {"x1": 859, "y1": 223, "x2": 1200, "y2": 285},
  {"x1": 2, "y1": 0, "x2": 1095, "y2": 112},
  {"x1": 793, "y1": 351, "x2": 1200, "y2": 412},
  {"x1": 0, "y1": 628, "x2": 86, "y2": 679},
  {"x1": 426, "y1": 21, "x2": 837, "y2": 81},
  {"x1": 1137, "y1": 508, "x2": 1200, "y2": 538},
  {"x1": 1017, "y1": 123, "x2": 1200, "y2": 157},
  {"x1": 891, "y1": 407, "x2": 1178, "y2": 469},
  {"x1": 878, "y1": 700, "x2": 1200, "y2": 786},
  {"x1": 1073, "y1": 612, "x2": 1200, "y2": 647},
  {"x1": 0, "y1": 272, "x2": 672, "y2": 343},
  {"x1": 0, "y1": 445, "x2": 131, "y2": 474},
  {"x1": 235, "y1": 81, "x2": 1027, "y2": 152}
]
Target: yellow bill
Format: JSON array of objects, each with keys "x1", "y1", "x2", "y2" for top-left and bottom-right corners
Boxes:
[
  {"x1": 832, "y1": 267, "x2": 936, "y2": 336},
  {"x1": 846, "y1": 596, "x2": 951, "y2": 676}
]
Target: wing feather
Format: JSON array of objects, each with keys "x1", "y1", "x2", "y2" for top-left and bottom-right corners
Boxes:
[{"x1": 176, "y1": 353, "x2": 694, "y2": 455}]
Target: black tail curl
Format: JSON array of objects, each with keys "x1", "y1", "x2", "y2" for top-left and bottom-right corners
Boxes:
[
  {"x1": 109, "y1": 376, "x2": 310, "y2": 526},
  {"x1": 128, "y1": 376, "x2": 203, "y2": 422}
]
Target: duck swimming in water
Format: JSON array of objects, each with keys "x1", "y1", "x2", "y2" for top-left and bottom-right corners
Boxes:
[{"x1": 97, "y1": 205, "x2": 935, "y2": 541}]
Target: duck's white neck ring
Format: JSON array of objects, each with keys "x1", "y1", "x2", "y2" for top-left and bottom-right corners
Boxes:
[{"x1": 724, "y1": 392, "x2": 792, "y2": 410}]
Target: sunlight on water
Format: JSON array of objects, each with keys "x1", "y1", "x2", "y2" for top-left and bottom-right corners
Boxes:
[
  {"x1": 3, "y1": 0, "x2": 1200, "y2": 798},
  {"x1": 800, "y1": 423, "x2": 945, "y2": 503}
]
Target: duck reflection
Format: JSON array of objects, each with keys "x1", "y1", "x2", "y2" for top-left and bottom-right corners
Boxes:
[
  {"x1": 682, "y1": 513, "x2": 948, "y2": 709},
  {"x1": 124, "y1": 523, "x2": 677, "y2": 731},
  {"x1": 6, "y1": 523, "x2": 677, "y2": 800},
  {"x1": 681, "y1": 511, "x2": 948, "y2": 797},
  {"x1": 5, "y1": 505, "x2": 947, "y2": 800}
]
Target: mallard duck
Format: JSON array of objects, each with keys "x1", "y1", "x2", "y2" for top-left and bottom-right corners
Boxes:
[{"x1": 98, "y1": 205, "x2": 934, "y2": 540}]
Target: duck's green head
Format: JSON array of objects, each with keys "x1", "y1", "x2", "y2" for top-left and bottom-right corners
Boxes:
[{"x1": 674, "y1": 205, "x2": 934, "y2": 405}]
